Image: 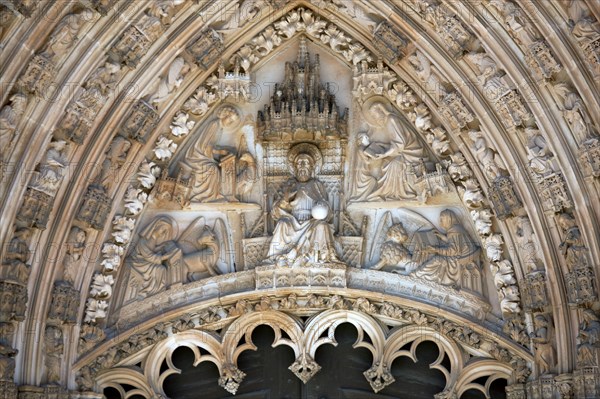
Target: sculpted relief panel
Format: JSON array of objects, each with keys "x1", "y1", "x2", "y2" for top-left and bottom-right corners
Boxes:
[{"x1": 111, "y1": 37, "x2": 493, "y2": 318}]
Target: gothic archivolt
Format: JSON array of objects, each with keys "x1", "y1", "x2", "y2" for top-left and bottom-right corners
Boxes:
[{"x1": 0, "y1": 1, "x2": 599, "y2": 398}]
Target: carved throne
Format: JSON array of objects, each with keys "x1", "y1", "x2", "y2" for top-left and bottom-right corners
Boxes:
[{"x1": 241, "y1": 37, "x2": 364, "y2": 270}]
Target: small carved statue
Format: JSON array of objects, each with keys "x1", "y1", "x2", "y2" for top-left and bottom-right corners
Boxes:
[
  {"x1": 530, "y1": 314, "x2": 557, "y2": 376},
  {"x1": 415, "y1": 209, "x2": 480, "y2": 287},
  {"x1": 567, "y1": 0, "x2": 600, "y2": 39},
  {"x1": 42, "y1": 12, "x2": 85, "y2": 60},
  {"x1": 0, "y1": 323, "x2": 17, "y2": 381},
  {"x1": 31, "y1": 140, "x2": 68, "y2": 195},
  {"x1": 577, "y1": 309, "x2": 600, "y2": 367},
  {"x1": 44, "y1": 325, "x2": 63, "y2": 384},
  {"x1": 236, "y1": 152, "x2": 257, "y2": 199},
  {"x1": 1, "y1": 228, "x2": 33, "y2": 284},
  {"x1": 557, "y1": 213, "x2": 589, "y2": 272},
  {"x1": 148, "y1": 56, "x2": 190, "y2": 106},
  {"x1": 86, "y1": 61, "x2": 122, "y2": 97},
  {"x1": 362, "y1": 99, "x2": 425, "y2": 201},
  {"x1": 63, "y1": 226, "x2": 87, "y2": 284},
  {"x1": 266, "y1": 144, "x2": 341, "y2": 266},
  {"x1": 0, "y1": 93, "x2": 27, "y2": 159},
  {"x1": 95, "y1": 136, "x2": 131, "y2": 191},
  {"x1": 525, "y1": 128, "x2": 555, "y2": 177},
  {"x1": 181, "y1": 106, "x2": 240, "y2": 202},
  {"x1": 125, "y1": 216, "x2": 182, "y2": 301},
  {"x1": 468, "y1": 130, "x2": 504, "y2": 180},
  {"x1": 553, "y1": 83, "x2": 594, "y2": 143}
]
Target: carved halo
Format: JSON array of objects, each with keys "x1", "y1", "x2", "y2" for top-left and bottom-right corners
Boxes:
[
  {"x1": 287, "y1": 143, "x2": 323, "y2": 175},
  {"x1": 361, "y1": 95, "x2": 391, "y2": 127}
]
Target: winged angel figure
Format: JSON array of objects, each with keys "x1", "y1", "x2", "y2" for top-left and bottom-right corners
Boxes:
[
  {"x1": 126, "y1": 216, "x2": 232, "y2": 301},
  {"x1": 369, "y1": 209, "x2": 481, "y2": 289}
]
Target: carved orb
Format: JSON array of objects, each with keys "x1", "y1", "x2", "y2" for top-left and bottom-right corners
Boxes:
[{"x1": 311, "y1": 204, "x2": 328, "y2": 220}]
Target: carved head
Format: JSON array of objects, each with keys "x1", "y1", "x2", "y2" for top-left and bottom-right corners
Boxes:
[
  {"x1": 534, "y1": 314, "x2": 548, "y2": 328},
  {"x1": 368, "y1": 102, "x2": 389, "y2": 123},
  {"x1": 197, "y1": 226, "x2": 217, "y2": 246},
  {"x1": 108, "y1": 136, "x2": 131, "y2": 158},
  {"x1": 439, "y1": 209, "x2": 459, "y2": 230},
  {"x1": 67, "y1": 226, "x2": 86, "y2": 246},
  {"x1": 293, "y1": 153, "x2": 315, "y2": 182},
  {"x1": 150, "y1": 221, "x2": 172, "y2": 242},
  {"x1": 10, "y1": 93, "x2": 27, "y2": 113},
  {"x1": 557, "y1": 213, "x2": 576, "y2": 232},
  {"x1": 217, "y1": 105, "x2": 240, "y2": 129},
  {"x1": 387, "y1": 223, "x2": 408, "y2": 243}
]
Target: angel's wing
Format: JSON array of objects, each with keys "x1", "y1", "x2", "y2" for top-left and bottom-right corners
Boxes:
[
  {"x1": 394, "y1": 208, "x2": 436, "y2": 233},
  {"x1": 177, "y1": 217, "x2": 206, "y2": 254},
  {"x1": 213, "y1": 218, "x2": 234, "y2": 273},
  {"x1": 368, "y1": 211, "x2": 393, "y2": 264}
]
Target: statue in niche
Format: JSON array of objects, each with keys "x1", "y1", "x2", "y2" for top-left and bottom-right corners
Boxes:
[
  {"x1": 567, "y1": 0, "x2": 600, "y2": 39},
  {"x1": 577, "y1": 309, "x2": 600, "y2": 367},
  {"x1": 349, "y1": 132, "x2": 386, "y2": 201},
  {"x1": 180, "y1": 105, "x2": 255, "y2": 202},
  {"x1": 530, "y1": 314, "x2": 557, "y2": 376},
  {"x1": 95, "y1": 136, "x2": 131, "y2": 191},
  {"x1": 415, "y1": 209, "x2": 481, "y2": 288},
  {"x1": 557, "y1": 213, "x2": 590, "y2": 272},
  {"x1": 360, "y1": 98, "x2": 425, "y2": 201},
  {"x1": 0, "y1": 93, "x2": 27, "y2": 159},
  {"x1": 62, "y1": 226, "x2": 87, "y2": 284},
  {"x1": 42, "y1": 12, "x2": 85, "y2": 60},
  {"x1": 266, "y1": 144, "x2": 341, "y2": 266},
  {"x1": 44, "y1": 325, "x2": 63, "y2": 384},
  {"x1": 30, "y1": 140, "x2": 68, "y2": 195},
  {"x1": 468, "y1": 130, "x2": 505, "y2": 180},
  {"x1": 148, "y1": 56, "x2": 190, "y2": 107},
  {"x1": 525, "y1": 128, "x2": 556, "y2": 177},
  {"x1": 125, "y1": 216, "x2": 183, "y2": 301},
  {"x1": 1, "y1": 228, "x2": 33, "y2": 284},
  {"x1": 178, "y1": 216, "x2": 232, "y2": 281}
]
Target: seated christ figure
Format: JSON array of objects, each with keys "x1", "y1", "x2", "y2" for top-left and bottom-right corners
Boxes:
[{"x1": 266, "y1": 145, "x2": 341, "y2": 266}]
